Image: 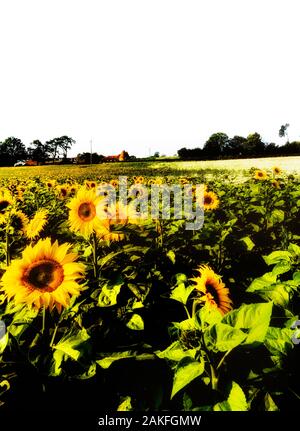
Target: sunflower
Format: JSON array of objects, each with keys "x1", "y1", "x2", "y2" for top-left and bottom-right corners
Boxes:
[
  {"x1": 109, "y1": 179, "x2": 119, "y2": 188},
  {"x1": 179, "y1": 178, "x2": 189, "y2": 186},
  {"x1": 56, "y1": 184, "x2": 69, "y2": 199},
  {"x1": 67, "y1": 187, "x2": 105, "y2": 237},
  {"x1": 69, "y1": 184, "x2": 79, "y2": 196},
  {"x1": 16, "y1": 185, "x2": 26, "y2": 200},
  {"x1": 254, "y1": 169, "x2": 268, "y2": 180},
  {"x1": 190, "y1": 265, "x2": 232, "y2": 315},
  {"x1": 0, "y1": 238, "x2": 85, "y2": 312},
  {"x1": 9, "y1": 209, "x2": 29, "y2": 234},
  {"x1": 45, "y1": 180, "x2": 56, "y2": 189},
  {"x1": 85, "y1": 180, "x2": 97, "y2": 189},
  {"x1": 133, "y1": 176, "x2": 144, "y2": 185},
  {"x1": 200, "y1": 191, "x2": 219, "y2": 211},
  {"x1": 0, "y1": 189, "x2": 14, "y2": 224},
  {"x1": 26, "y1": 209, "x2": 48, "y2": 240},
  {"x1": 272, "y1": 166, "x2": 282, "y2": 176},
  {"x1": 271, "y1": 179, "x2": 280, "y2": 189}
]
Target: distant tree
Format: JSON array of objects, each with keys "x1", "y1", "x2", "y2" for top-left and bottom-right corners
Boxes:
[
  {"x1": 279, "y1": 123, "x2": 290, "y2": 143},
  {"x1": 0, "y1": 137, "x2": 27, "y2": 165},
  {"x1": 46, "y1": 136, "x2": 75, "y2": 162},
  {"x1": 153, "y1": 151, "x2": 160, "y2": 158},
  {"x1": 243, "y1": 133, "x2": 265, "y2": 156},
  {"x1": 225, "y1": 135, "x2": 247, "y2": 156},
  {"x1": 281, "y1": 141, "x2": 300, "y2": 155},
  {"x1": 203, "y1": 133, "x2": 229, "y2": 159},
  {"x1": 27, "y1": 140, "x2": 49, "y2": 164}
]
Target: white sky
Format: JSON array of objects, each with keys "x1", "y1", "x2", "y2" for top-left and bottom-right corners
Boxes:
[{"x1": 0, "y1": 0, "x2": 299, "y2": 157}]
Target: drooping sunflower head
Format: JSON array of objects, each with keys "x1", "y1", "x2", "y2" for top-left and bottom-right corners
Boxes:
[
  {"x1": 254, "y1": 169, "x2": 268, "y2": 180},
  {"x1": 9, "y1": 209, "x2": 29, "y2": 234},
  {"x1": 0, "y1": 238, "x2": 85, "y2": 312},
  {"x1": 25, "y1": 209, "x2": 48, "y2": 240},
  {"x1": 272, "y1": 166, "x2": 282, "y2": 176},
  {"x1": 271, "y1": 179, "x2": 280, "y2": 189},
  {"x1": 190, "y1": 265, "x2": 232, "y2": 315},
  {"x1": 0, "y1": 189, "x2": 14, "y2": 224},
  {"x1": 201, "y1": 191, "x2": 219, "y2": 211},
  {"x1": 67, "y1": 187, "x2": 105, "y2": 238}
]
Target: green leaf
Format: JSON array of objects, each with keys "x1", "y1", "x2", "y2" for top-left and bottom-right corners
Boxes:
[
  {"x1": 126, "y1": 314, "x2": 144, "y2": 331},
  {"x1": 214, "y1": 382, "x2": 248, "y2": 411},
  {"x1": 263, "y1": 250, "x2": 292, "y2": 266},
  {"x1": 53, "y1": 329, "x2": 90, "y2": 363},
  {"x1": 0, "y1": 332, "x2": 8, "y2": 355},
  {"x1": 157, "y1": 341, "x2": 196, "y2": 362},
  {"x1": 166, "y1": 250, "x2": 176, "y2": 264},
  {"x1": 96, "y1": 351, "x2": 153, "y2": 369},
  {"x1": 240, "y1": 236, "x2": 255, "y2": 251},
  {"x1": 269, "y1": 209, "x2": 284, "y2": 224},
  {"x1": 117, "y1": 396, "x2": 133, "y2": 411},
  {"x1": 204, "y1": 323, "x2": 246, "y2": 352},
  {"x1": 170, "y1": 283, "x2": 195, "y2": 305},
  {"x1": 272, "y1": 261, "x2": 291, "y2": 276},
  {"x1": 98, "y1": 280, "x2": 123, "y2": 307},
  {"x1": 171, "y1": 357, "x2": 204, "y2": 399},
  {"x1": 264, "y1": 327, "x2": 294, "y2": 356},
  {"x1": 264, "y1": 393, "x2": 279, "y2": 411},
  {"x1": 288, "y1": 243, "x2": 300, "y2": 258},
  {"x1": 222, "y1": 303, "x2": 273, "y2": 346},
  {"x1": 293, "y1": 271, "x2": 300, "y2": 284},
  {"x1": 247, "y1": 272, "x2": 277, "y2": 293},
  {"x1": 195, "y1": 303, "x2": 222, "y2": 330}
]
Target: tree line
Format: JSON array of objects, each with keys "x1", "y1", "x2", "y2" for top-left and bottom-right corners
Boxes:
[
  {"x1": 0, "y1": 136, "x2": 75, "y2": 166},
  {"x1": 178, "y1": 131, "x2": 300, "y2": 160}
]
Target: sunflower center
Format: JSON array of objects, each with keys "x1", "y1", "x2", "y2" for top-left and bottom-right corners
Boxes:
[
  {"x1": 205, "y1": 282, "x2": 220, "y2": 305},
  {"x1": 0, "y1": 200, "x2": 10, "y2": 213},
  {"x1": 78, "y1": 202, "x2": 96, "y2": 221},
  {"x1": 23, "y1": 259, "x2": 64, "y2": 292},
  {"x1": 204, "y1": 196, "x2": 212, "y2": 205}
]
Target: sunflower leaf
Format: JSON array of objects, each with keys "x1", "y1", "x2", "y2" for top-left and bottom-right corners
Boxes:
[{"x1": 171, "y1": 357, "x2": 205, "y2": 399}]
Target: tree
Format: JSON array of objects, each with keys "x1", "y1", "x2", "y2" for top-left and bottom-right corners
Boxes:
[
  {"x1": 76, "y1": 152, "x2": 102, "y2": 164},
  {"x1": 279, "y1": 123, "x2": 290, "y2": 143},
  {"x1": 0, "y1": 137, "x2": 27, "y2": 165},
  {"x1": 225, "y1": 135, "x2": 247, "y2": 156},
  {"x1": 243, "y1": 133, "x2": 265, "y2": 156},
  {"x1": 45, "y1": 136, "x2": 75, "y2": 162},
  {"x1": 27, "y1": 140, "x2": 49, "y2": 164},
  {"x1": 203, "y1": 133, "x2": 229, "y2": 159}
]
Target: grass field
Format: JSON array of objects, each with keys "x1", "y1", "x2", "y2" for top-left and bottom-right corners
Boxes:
[
  {"x1": 0, "y1": 155, "x2": 299, "y2": 181},
  {"x1": 0, "y1": 155, "x2": 299, "y2": 412}
]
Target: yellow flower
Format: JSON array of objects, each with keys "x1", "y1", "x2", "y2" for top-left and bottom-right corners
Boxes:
[
  {"x1": 179, "y1": 178, "x2": 189, "y2": 186},
  {"x1": 56, "y1": 184, "x2": 69, "y2": 199},
  {"x1": 9, "y1": 209, "x2": 29, "y2": 233},
  {"x1": 190, "y1": 265, "x2": 232, "y2": 315},
  {"x1": 271, "y1": 179, "x2": 280, "y2": 189},
  {"x1": 110, "y1": 179, "x2": 119, "y2": 188},
  {"x1": 69, "y1": 184, "x2": 79, "y2": 196},
  {"x1": 201, "y1": 191, "x2": 219, "y2": 211},
  {"x1": 133, "y1": 176, "x2": 144, "y2": 184},
  {"x1": 254, "y1": 169, "x2": 268, "y2": 180},
  {"x1": 0, "y1": 189, "x2": 14, "y2": 224},
  {"x1": 272, "y1": 166, "x2": 282, "y2": 176},
  {"x1": 67, "y1": 187, "x2": 105, "y2": 238},
  {"x1": 1, "y1": 238, "x2": 85, "y2": 312},
  {"x1": 26, "y1": 209, "x2": 48, "y2": 240},
  {"x1": 45, "y1": 180, "x2": 56, "y2": 189},
  {"x1": 85, "y1": 180, "x2": 97, "y2": 190}
]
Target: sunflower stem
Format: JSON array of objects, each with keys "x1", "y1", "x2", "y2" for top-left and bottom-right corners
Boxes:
[
  {"x1": 42, "y1": 306, "x2": 46, "y2": 334},
  {"x1": 91, "y1": 232, "x2": 98, "y2": 279},
  {"x1": 50, "y1": 324, "x2": 59, "y2": 347},
  {"x1": 5, "y1": 229, "x2": 10, "y2": 266}
]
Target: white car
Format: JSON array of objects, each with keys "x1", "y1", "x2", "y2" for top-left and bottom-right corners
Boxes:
[{"x1": 14, "y1": 160, "x2": 26, "y2": 167}]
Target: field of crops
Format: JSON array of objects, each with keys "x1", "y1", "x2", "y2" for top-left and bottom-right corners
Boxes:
[{"x1": 0, "y1": 157, "x2": 299, "y2": 413}]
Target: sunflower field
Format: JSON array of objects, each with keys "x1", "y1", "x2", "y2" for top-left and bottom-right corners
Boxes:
[{"x1": 0, "y1": 163, "x2": 299, "y2": 413}]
